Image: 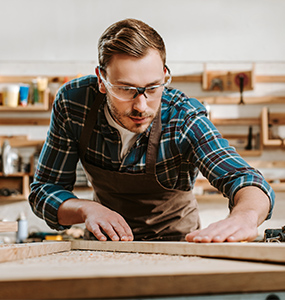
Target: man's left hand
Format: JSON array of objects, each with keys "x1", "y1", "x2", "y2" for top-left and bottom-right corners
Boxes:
[
  {"x1": 185, "y1": 211, "x2": 258, "y2": 242},
  {"x1": 185, "y1": 186, "x2": 270, "y2": 243}
]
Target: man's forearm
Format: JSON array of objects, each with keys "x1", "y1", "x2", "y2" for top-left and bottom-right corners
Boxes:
[
  {"x1": 232, "y1": 185, "x2": 271, "y2": 226},
  {"x1": 58, "y1": 198, "x2": 91, "y2": 226}
]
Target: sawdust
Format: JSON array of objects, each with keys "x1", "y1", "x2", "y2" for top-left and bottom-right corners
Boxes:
[{"x1": 9, "y1": 250, "x2": 201, "y2": 266}]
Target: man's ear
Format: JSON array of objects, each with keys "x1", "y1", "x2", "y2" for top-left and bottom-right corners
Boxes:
[
  {"x1": 95, "y1": 67, "x2": 107, "y2": 94},
  {"x1": 164, "y1": 66, "x2": 167, "y2": 75}
]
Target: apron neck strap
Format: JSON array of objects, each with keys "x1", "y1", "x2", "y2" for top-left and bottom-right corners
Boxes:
[
  {"x1": 79, "y1": 92, "x2": 162, "y2": 175},
  {"x1": 145, "y1": 107, "x2": 161, "y2": 174},
  {"x1": 79, "y1": 91, "x2": 105, "y2": 159}
]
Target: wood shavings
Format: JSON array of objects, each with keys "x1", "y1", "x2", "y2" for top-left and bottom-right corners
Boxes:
[{"x1": 6, "y1": 250, "x2": 200, "y2": 266}]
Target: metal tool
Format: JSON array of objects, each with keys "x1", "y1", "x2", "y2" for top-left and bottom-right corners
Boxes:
[
  {"x1": 235, "y1": 72, "x2": 249, "y2": 105},
  {"x1": 209, "y1": 78, "x2": 223, "y2": 91},
  {"x1": 264, "y1": 225, "x2": 285, "y2": 242}
]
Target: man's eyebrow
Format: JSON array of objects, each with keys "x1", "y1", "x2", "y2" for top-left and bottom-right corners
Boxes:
[{"x1": 115, "y1": 78, "x2": 162, "y2": 87}]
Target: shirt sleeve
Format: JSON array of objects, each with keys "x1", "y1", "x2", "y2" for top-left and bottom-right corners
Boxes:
[
  {"x1": 181, "y1": 102, "x2": 275, "y2": 219},
  {"x1": 29, "y1": 89, "x2": 80, "y2": 230}
]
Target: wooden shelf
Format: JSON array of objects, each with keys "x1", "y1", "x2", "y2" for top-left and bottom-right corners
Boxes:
[
  {"x1": 0, "y1": 173, "x2": 31, "y2": 201},
  {"x1": 0, "y1": 172, "x2": 32, "y2": 177},
  {"x1": 0, "y1": 89, "x2": 50, "y2": 112},
  {"x1": 0, "y1": 118, "x2": 50, "y2": 126},
  {"x1": 0, "y1": 104, "x2": 48, "y2": 112},
  {"x1": 198, "y1": 96, "x2": 285, "y2": 105},
  {"x1": 0, "y1": 195, "x2": 28, "y2": 202},
  {"x1": 172, "y1": 74, "x2": 285, "y2": 84},
  {"x1": 0, "y1": 221, "x2": 17, "y2": 232},
  {"x1": 212, "y1": 117, "x2": 260, "y2": 126},
  {"x1": 261, "y1": 107, "x2": 285, "y2": 147}
]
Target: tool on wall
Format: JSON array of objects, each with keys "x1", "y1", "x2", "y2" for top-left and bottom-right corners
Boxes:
[
  {"x1": 202, "y1": 65, "x2": 255, "y2": 99},
  {"x1": 245, "y1": 126, "x2": 253, "y2": 150},
  {"x1": 209, "y1": 78, "x2": 223, "y2": 91},
  {"x1": 235, "y1": 72, "x2": 249, "y2": 105}
]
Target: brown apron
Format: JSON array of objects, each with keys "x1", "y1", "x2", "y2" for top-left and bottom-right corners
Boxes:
[{"x1": 79, "y1": 92, "x2": 200, "y2": 241}]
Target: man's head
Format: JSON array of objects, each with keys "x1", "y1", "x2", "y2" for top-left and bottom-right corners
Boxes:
[
  {"x1": 96, "y1": 19, "x2": 169, "y2": 134},
  {"x1": 98, "y1": 18, "x2": 166, "y2": 70}
]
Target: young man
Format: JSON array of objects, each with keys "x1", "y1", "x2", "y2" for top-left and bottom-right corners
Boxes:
[{"x1": 29, "y1": 19, "x2": 274, "y2": 242}]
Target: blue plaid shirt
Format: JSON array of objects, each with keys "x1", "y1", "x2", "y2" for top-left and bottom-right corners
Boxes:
[{"x1": 29, "y1": 75, "x2": 275, "y2": 230}]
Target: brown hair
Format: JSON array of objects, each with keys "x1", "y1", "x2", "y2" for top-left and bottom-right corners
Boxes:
[{"x1": 98, "y1": 19, "x2": 166, "y2": 69}]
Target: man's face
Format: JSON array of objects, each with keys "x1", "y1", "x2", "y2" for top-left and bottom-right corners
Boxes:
[{"x1": 97, "y1": 49, "x2": 165, "y2": 134}]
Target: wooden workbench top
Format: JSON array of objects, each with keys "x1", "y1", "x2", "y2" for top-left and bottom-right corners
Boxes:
[{"x1": 0, "y1": 241, "x2": 284, "y2": 299}]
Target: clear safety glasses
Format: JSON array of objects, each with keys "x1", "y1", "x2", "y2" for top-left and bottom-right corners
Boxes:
[{"x1": 97, "y1": 65, "x2": 172, "y2": 101}]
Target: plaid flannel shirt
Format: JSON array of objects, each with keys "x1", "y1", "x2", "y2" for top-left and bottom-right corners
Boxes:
[{"x1": 29, "y1": 75, "x2": 275, "y2": 230}]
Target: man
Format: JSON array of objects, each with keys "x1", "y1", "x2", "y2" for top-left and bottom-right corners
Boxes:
[{"x1": 29, "y1": 19, "x2": 274, "y2": 243}]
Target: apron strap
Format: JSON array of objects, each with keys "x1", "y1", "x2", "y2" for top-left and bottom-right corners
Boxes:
[
  {"x1": 145, "y1": 107, "x2": 162, "y2": 175},
  {"x1": 79, "y1": 90, "x2": 106, "y2": 159},
  {"x1": 78, "y1": 89, "x2": 162, "y2": 175}
]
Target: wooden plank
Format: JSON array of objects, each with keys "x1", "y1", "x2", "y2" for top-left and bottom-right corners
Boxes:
[
  {"x1": 0, "y1": 270, "x2": 284, "y2": 300},
  {"x1": 0, "y1": 222, "x2": 17, "y2": 232},
  {"x1": 172, "y1": 74, "x2": 285, "y2": 83},
  {"x1": 0, "y1": 136, "x2": 44, "y2": 148},
  {"x1": 1, "y1": 74, "x2": 285, "y2": 84},
  {"x1": 198, "y1": 96, "x2": 285, "y2": 104},
  {"x1": 0, "y1": 118, "x2": 50, "y2": 125},
  {"x1": 0, "y1": 249, "x2": 284, "y2": 299},
  {"x1": 0, "y1": 195, "x2": 27, "y2": 202},
  {"x1": 71, "y1": 241, "x2": 285, "y2": 263},
  {"x1": 22, "y1": 174, "x2": 30, "y2": 199},
  {"x1": 211, "y1": 117, "x2": 260, "y2": 126},
  {"x1": 0, "y1": 242, "x2": 71, "y2": 263},
  {"x1": 0, "y1": 105, "x2": 48, "y2": 112},
  {"x1": 172, "y1": 74, "x2": 202, "y2": 83},
  {"x1": 256, "y1": 75, "x2": 285, "y2": 83}
]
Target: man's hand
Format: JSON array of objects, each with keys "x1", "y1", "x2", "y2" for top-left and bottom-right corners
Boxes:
[
  {"x1": 186, "y1": 186, "x2": 271, "y2": 243},
  {"x1": 58, "y1": 199, "x2": 133, "y2": 241},
  {"x1": 185, "y1": 210, "x2": 259, "y2": 243}
]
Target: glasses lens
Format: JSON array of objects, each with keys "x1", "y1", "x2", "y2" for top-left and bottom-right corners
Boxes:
[
  {"x1": 110, "y1": 85, "x2": 164, "y2": 101},
  {"x1": 112, "y1": 86, "x2": 137, "y2": 100},
  {"x1": 99, "y1": 65, "x2": 171, "y2": 101},
  {"x1": 145, "y1": 86, "x2": 164, "y2": 100}
]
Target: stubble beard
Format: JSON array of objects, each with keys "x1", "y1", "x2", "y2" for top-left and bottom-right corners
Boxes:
[{"x1": 106, "y1": 94, "x2": 157, "y2": 134}]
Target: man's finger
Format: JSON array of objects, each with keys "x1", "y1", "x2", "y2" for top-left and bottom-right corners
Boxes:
[
  {"x1": 90, "y1": 224, "x2": 108, "y2": 241},
  {"x1": 98, "y1": 222, "x2": 120, "y2": 241},
  {"x1": 117, "y1": 219, "x2": 134, "y2": 241},
  {"x1": 111, "y1": 222, "x2": 132, "y2": 241}
]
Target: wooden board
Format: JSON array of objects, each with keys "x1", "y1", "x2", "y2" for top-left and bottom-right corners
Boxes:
[
  {"x1": 0, "y1": 241, "x2": 71, "y2": 263},
  {"x1": 72, "y1": 240, "x2": 285, "y2": 263},
  {"x1": 0, "y1": 221, "x2": 17, "y2": 232},
  {"x1": 0, "y1": 248, "x2": 285, "y2": 299},
  {"x1": 0, "y1": 241, "x2": 284, "y2": 299}
]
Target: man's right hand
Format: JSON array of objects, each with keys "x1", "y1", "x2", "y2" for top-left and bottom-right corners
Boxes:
[{"x1": 58, "y1": 199, "x2": 133, "y2": 241}]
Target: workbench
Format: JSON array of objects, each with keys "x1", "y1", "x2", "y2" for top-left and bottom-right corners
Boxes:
[{"x1": 0, "y1": 240, "x2": 284, "y2": 300}]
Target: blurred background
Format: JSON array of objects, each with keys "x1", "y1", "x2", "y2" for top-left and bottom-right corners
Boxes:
[{"x1": 0, "y1": 0, "x2": 284, "y2": 243}]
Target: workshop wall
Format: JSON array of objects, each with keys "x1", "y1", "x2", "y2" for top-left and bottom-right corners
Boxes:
[
  {"x1": 1, "y1": 0, "x2": 285, "y2": 62},
  {"x1": 0, "y1": 0, "x2": 284, "y2": 241}
]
